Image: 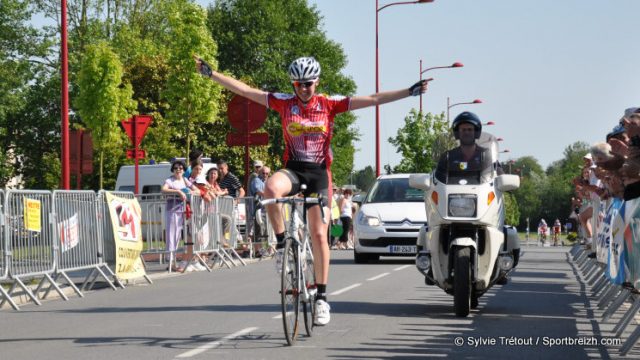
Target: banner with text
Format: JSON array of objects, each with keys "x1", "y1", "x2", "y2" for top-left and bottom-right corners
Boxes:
[{"x1": 105, "y1": 192, "x2": 146, "y2": 280}]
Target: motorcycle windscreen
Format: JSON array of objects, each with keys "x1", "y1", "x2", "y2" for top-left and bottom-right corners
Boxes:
[{"x1": 434, "y1": 132, "x2": 499, "y2": 185}]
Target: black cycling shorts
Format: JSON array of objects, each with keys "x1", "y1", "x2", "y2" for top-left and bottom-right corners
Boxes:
[{"x1": 279, "y1": 161, "x2": 330, "y2": 203}]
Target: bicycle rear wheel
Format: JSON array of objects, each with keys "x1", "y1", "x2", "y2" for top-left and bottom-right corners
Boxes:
[
  {"x1": 302, "y1": 236, "x2": 316, "y2": 336},
  {"x1": 281, "y1": 238, "x2": 300, "y2": 345}
]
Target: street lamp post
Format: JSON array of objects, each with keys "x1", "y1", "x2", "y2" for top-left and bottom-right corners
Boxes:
[
  {"x1": 376, "y1": 0, "x2": 434, "y2": 177},
  {"x1": 419, "y1": 61, "x2": 463, "y2": 113},
  {"x1": 446, "y1": 97, "x2": 482, "y2": 123},
  {"x1": 61, "y1": 0, "x2": 70, "y2": 189}
]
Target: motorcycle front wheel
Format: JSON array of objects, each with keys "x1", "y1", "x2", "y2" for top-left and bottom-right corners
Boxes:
[{"x1": 453, "y1": 247, "x2": 471, "y2": 317}]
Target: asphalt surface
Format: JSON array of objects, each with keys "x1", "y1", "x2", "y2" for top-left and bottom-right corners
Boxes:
[{"x1": 1, "y1": 245, "x2": 638, "y2": 359}]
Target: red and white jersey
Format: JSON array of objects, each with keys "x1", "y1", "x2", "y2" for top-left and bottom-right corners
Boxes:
[{"x1": 267, "y1": 92, "x2": 351, "y2": 166}]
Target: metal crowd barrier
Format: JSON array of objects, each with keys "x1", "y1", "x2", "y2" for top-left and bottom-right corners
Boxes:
[
  {"x1": 218, "y1": 196, "x2": 246, "y2": 266},
  {"x1": 571, "y1": 241, "x2": 640, "y2": 356},
  {"x1": 136, "y1": 193, "x2": 174, "y2": 261},
  {"x1": 51, "y1": 190, "x2": 120, "y2": 297},
  {"x1": 0, "y1": 189, "x2": 18, "y2": 310},
  {"x1": 0, "y1": 189, "x2": 282, "y2": 311},
  {"x1": 184, "y1": 195, "x2": 233, "y2": 270},
  {"x1": 0, "y1": 190, "x2": 61, "y2": 309},
  {"x1": 236, "y1": 196, "x2": 277, "y2": 259}
]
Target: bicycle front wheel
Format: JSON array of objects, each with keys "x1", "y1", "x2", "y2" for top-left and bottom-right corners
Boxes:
[{"x1": 281, "y1": 238, "x2": 300, "y2": 345}]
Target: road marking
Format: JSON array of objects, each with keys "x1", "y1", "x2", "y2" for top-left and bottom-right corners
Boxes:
[
  {"x1": 330, "y1": 283, "x2": 361, "y2": 296},
  {"x1": 367, "y1": 272, "x2": 390, "y2": 281},
  {"x1": 175, "y1": 327, "x2": 258, "y2": 358},
  {"x1": 393, "y1": 265, "x2": 411, "y2": 271}
]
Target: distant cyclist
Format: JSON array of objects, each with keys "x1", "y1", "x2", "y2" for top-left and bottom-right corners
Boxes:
[
  {"x1": 538, "y1": 219, "x2": 548, "y2": 244},
  {"x1": 552, "y1": 218, "x2": 562, "y2": 246},
  {"x1": 196, "y1": 55, "x2": 430, "y2": 326}
]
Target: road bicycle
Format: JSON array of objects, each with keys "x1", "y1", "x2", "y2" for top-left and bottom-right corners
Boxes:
[
  {"x1": 552, "y1": 226, "x2": 561, "y2": 246},
  {"x1": 259, "y1": 190, "x2": 325, "y2": 345}
]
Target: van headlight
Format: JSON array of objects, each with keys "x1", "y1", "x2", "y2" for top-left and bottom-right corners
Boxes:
[
  {"x1": 358, "y1": 212, "x2": 381, "y2": 227},
  {"x1": 448, "y1": 194, "x2": 477, "y2": 217}
]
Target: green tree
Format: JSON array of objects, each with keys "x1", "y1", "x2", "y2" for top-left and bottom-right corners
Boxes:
[
  {"x1": 0, "y1": 0, "x2": 50, "y2": 186},
  {"x1": 388, "y1": 110, "x2": 451, "y2": 173},
  {"x1": 11, "y1": 73, "x2": 63, "y2": 189},
  {"x1": 163, "y1": 0, "x2": 221, "y2": 159},
  {"x1": 538, "y1": 141, "x2": 589, "y2": 225},
  {"x1": 207, "y1": 0, "x2": 358, "y2": 184},
  {"x1": 511, "y1": 156, "x2": 544, "y2": 178},
  {"x1": 504, "y1": 192, "x2": 520, "y2": 226},
  {"x1": 76, "y1": 41, "x2": 136, "y2": 188},
  {"x1": 354, "y1": 166, "x2": 377, "y2": 192},
  {"x1": 510, "y1": 156, "x2": 544, "y2": 229}
]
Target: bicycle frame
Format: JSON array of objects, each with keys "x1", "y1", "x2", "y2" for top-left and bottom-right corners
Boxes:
[
  {"x1": 259, "y1": 194, "x2": 325, "y2": 345},
  {"x1": 271, "y1": 196, "x2": 321, "y2": 303}
]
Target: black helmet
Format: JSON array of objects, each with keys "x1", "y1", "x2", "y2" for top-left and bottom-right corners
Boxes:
[{"x1": 452, "y1": 111, "x2": 482, "y2": 139}]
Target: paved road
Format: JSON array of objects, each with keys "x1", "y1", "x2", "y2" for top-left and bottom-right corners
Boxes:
[{"x1": 0, "y1": 246, "x2": 636, "y2": 359}]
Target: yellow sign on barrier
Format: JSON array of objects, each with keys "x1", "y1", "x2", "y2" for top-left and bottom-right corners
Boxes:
[
  {"x1": 105, "y1": 192, "x2": 146, "y2": 280},
  {"x1": 23, "y1": 198, "x2": 41, "y2": 232}
]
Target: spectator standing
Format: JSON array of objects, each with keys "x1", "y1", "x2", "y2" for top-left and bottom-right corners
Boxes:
[
  {"x1": 247, "y1": 160, "x2": 263, "y2": 196},
  {"x1": 217, "y1": 159, "x2": 245, "y2": 198},
  {"x1": 250, "y1": 166, "x2": 271, "y2": 253},
  {"x1": 161, "y1": 160, "x2": 200, "y2": 271},
  {"x1": 250, "y1": 166, "x2": 271, "y2": 197},
  {"x1": 205, "y1": 165, "x2": 227, "y2": 197},
  {"x1": 338, "y1": 188, "x2": 353, "y2": 250}
]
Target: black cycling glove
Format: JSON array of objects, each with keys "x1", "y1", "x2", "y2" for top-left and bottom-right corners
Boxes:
[
  {"x1": 408, "y1": 79, "x2": 428, "y2": 96},
  {"x1": 198, "y1": 58, "x2": 213, "y2": 78}
]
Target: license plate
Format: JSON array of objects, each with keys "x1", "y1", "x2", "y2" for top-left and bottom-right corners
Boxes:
[{"x1": 390, "y1": 245, "x2": 416, "y2": 254}]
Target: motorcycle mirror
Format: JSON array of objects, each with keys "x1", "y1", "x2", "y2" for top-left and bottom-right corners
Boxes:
[
  {"x1": 409, "y1": 173, "x2": 431, "y2": 190},
  {"x1": 495, "y1": 174, "x2": 520, "y2": 192}
]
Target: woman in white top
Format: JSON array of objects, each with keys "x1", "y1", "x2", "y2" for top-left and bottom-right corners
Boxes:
[
  {"x1": 161, "y1": 160, "x2": 200, "y2": 271},
  {"x1": 338, "y1": 189, "x2": 353, "y2": 250}
]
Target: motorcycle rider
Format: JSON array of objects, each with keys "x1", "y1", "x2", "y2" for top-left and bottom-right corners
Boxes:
[{"x1": 435, "y1": 111, "x2": 502, "y2": 183}]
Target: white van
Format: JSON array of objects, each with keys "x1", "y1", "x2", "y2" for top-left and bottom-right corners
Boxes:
[{"x1": 115, "y1": 159, "x2": 218, "y2": 193}]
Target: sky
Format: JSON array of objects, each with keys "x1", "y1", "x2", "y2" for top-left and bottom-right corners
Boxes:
[
  {"x1": 300, "y1": 0, "x2": 640, "y2": 171},
  {"x1": 62, "y1": 0, "x2": 640, "y2": 171},
  {"x1": 201, "y1": 0, "x2": 640, "y2": 171}
]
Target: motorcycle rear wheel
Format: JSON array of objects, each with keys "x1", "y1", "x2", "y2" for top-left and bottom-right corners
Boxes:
[{"x1": 453, "y1": 247, "x2": 471, "y2": 317}]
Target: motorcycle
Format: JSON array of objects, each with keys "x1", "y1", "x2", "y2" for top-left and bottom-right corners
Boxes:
[{"x1": 409, "y1": 132, "x2": 521, "y2": 317}]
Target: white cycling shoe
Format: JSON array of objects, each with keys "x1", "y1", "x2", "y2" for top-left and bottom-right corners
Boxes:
[{"x1": 314, "y1": 299, "x2": 331, "y2": 326}]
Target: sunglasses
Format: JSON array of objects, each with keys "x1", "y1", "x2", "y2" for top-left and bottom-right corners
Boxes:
[
  {"x1": 293, "y1": 80, "x2": 315, "y2": 88},
  {"x1": 172, "y1": 167, "x2": 184, "y2": 171}
]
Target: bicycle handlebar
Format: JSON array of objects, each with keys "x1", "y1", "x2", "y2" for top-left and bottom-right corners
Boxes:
[{"x1": 259, "y1": 196, "x2": 327, "y2": 224}]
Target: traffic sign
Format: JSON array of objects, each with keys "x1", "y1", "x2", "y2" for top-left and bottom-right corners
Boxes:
[
  {"x1": 126, "y1": 149, "x2": 146, "y2": 159},
  {"x1": 226, "y1": 133, "x2": 269, "y2": 147},
  {"x1": 227, "y1": 95, "x2": 267, "y2": 133},
  {"x1": 121, "y1": 115, "x2": 153, "y2": 147}
]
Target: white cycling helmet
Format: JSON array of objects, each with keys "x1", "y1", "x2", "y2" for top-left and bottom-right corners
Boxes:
[{"x1": 288, "y1": 57, "x2": 321, "y2": 82}]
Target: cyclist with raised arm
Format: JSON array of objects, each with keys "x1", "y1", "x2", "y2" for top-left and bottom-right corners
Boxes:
[{"x1": 195, "y1": 55, "x2": 430, "y2": 326}]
